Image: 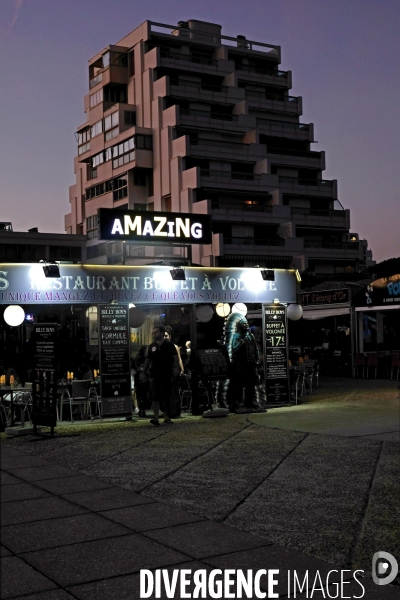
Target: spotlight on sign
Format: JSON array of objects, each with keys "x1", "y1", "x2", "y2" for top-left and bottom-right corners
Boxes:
[
  {"x1": 4, "y1": 305, "x2": 25, "y2": 327},
  {"x1": 170, "y1": 268, "x2": 186, "y2": 281},
  {"x1": 215, "y1": 303, "x2": 230, "y2": 317},
  {"x1": 43, "y1": 264, "x2": 60, "y2": 278},
  {"x1": 261, "y1": 269, "x2": 275, "y2": 281},
  {"x1": 231, "y1": 303, "x2": 247, "y2": 317}
]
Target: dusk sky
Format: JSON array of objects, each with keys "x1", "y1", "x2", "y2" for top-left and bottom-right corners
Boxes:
[{"x1": 0, "y1": 0, "x2": 399, "y2": 263}]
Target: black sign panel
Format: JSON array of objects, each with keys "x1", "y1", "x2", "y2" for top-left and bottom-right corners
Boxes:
[
  {"x1": 31, "y1": 323, "x2": 58, "y2": 428},
  {"x1": 263, "y1": 305, "x2": 290, "y2": 403},
  {"x1": 98, "y1": 208, "x2": 212, "y2": 244},
  {"x1": 195, "y1": 347, "x2": 231, "y2": 381},
  {"x1": 99, "y1": 304, "x2": 132, "y2": 416},
  {"x1": 353, "y1": 274, "x2": 400, "y2": 308},
  {"x1": 302, "y1": 288, "x2": 349, "y2": 306}
]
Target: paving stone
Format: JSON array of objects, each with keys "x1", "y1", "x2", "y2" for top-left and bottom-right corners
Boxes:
[
  {"x1": 1, "y1": 471, "x2": 23, "y2": 485},
  {"x1": 0, "y1": 556, "x2": 57, "y2": 599},
  {"x1": 203, "y1": 544, "x2": 345, "y2": 597},
  {"x1": 7, "y1": 590, "x2": 76, "y2": 600},
  {"x1": 1, "y1": 513, "x2": 131, "y2": 553},
  {"x1": 145, "y1": 427, "x2": 305, "y2": 520},
  {"x1": 100, "y1": 502, "x2": 205, "y2": 532},
  {"x1": 1, "y1": 545, "x2": 12, "y2": 557},
  {"x1": 67, "y1": 561, "x2": 214, "y2": 600},
  {"x1": 0, "y1": 445, "x2": 28, "y2": 459},
  {"x1": 5, "y1": 464, "x2": 78, "y2": 482},
  {"x1": 62, "y1": 486, "x2": 156, "y2": 511},
  {"x1": 1, "y1": 495, "x2": 88, "y2": 526},
  {"x1": 1, "y1": 481, "x2": 50, "y2": 503},
  {"x1": 1, "y1": 454, "x2": 50, "y2": 469},
  {"x1": 145, "y1": 520, "x2": 272, "y2": 559},
  {"x1": 23, "y1": 534, "x2": 190, "y2": 586},
  {"x1": 34, "y1": 474, "x2": 112, "y2": 495}
]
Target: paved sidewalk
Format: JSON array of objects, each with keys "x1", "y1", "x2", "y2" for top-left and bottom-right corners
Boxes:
[{"x1": 1, "y1": 378, "x2": 399, "y2": 599}]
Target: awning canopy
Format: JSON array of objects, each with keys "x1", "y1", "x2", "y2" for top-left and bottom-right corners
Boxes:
[{"x1": 303, "y1": 307, "x2": 350, "y2": 320}]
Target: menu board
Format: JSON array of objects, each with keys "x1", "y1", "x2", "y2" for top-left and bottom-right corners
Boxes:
[
  {"x1": 263, "y1": 305, "x2": 290, "y2": 403},
  {"x1": 195, "y1": 347, "x2": 231, "y2": 381},
  {"x1": 31, "y1": 323, "x2": 58, "y2": 428},
  {"x1": 99, "y1": 304, "x2": 132, "y2": 416}
]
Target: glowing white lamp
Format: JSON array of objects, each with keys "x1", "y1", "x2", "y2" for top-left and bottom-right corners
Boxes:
[
  {"x1": 4, "y1": 305, "x2": 25, "y2": 327},
  {"x1": 196, "y1": 305, "x2": 214, "y2": 322},
  {"x1": 215, "y1": 303, "x2": 230, "y2": 317},
  {"x1": 287, "y1": 304, "x2": 303, "y2": 321},
  {"x1": 231, "y1": 303, "x2": 247, "y2": 317}
]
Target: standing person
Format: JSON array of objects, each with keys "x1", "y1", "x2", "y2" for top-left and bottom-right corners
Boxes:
[
  {"x1": 164, "y1": 326, "x2": 183, "y2": 418},
  {"x1": 133, "y1": 346, "x2": 149, "y2": 418},
  {"x1": 143, "y1": 325, "x2": 179, "y2": 426}
]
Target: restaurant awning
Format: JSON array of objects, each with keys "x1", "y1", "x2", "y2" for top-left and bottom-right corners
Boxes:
[{"x1": 303, "y1": 307, "x2": 350, "y2": 320}]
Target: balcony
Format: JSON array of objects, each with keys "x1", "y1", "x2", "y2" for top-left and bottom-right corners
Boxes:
[
  {"x1": 247, "y1": 94, "x2": 302, "y2": 116},
  {"x1": 236, "y1": 65, "x2": 291, "y2": 88},
  {"x1": 291, "y1": 208, "x2": 349, "y2": 228},
  {"x1": 190, "y1": 139, "x2": 266, "y2": 162},
  {"x1": 225, "y1": 237, "x2": 285, "y2": 247},
  {"x1": 267, "y1": 148, "x2": 324, "y2": 170},
  {"x1": 278, "y1": 176, "x2": 337, "y2": 198},
  {"x1": 169, "y1": 82, "x2": 245, "y2": 104},
  {"x1": 90, "y1": 72, "x2": 103, "y2": 89},
  {"x1": 304, "y1": 241, "x2": 359, "y2": 250},
  {"x1": 257, "y1": 118, "x2": 313, "y2": 141}
]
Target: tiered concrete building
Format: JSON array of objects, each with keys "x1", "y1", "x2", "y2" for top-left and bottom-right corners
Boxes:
[{"x1": 66, "y1": 19, "x2": 371, "y2": 274}]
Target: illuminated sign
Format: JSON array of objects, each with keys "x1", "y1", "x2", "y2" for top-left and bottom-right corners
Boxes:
[{"x1": 98, "y1": 209, "x2": 212, "y2": 244}]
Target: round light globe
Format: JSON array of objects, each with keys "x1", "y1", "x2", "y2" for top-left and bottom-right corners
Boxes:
[
  {"x1": 287, "y1": 304, "x2": 303, "y2": 321},
  {"x1": 231, "y1": 302, "x2": 247, "y2": 317},
  {"x1": 215, "y1": 303, "x2": 230, "y2": 317},
  {"x1": 196, "y1": 305, "x2": 214, "y2": 322},
  {"x1": 4, "y1": 305, "x2": 25, "y2": 327},
  {"x1": 129, "y1": 306, "x2": 147, "y2": 328}
]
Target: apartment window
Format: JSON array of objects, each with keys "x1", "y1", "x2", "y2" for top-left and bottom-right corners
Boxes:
[
  {"x1": 86, "y1": 173, "x2": 127, "y2": 201},
  {"x1": 87, "y1": 243, "x2": 106, "y2": 259},
  {"x1": 92, "y1": 152, "x2": 105, "y2": 168},
  {"x1": 77, "y1": 128, "x2": 90, "y2": 155},
  {"x1": 104, "y1": 111, "x2": 119, "y2": 141},
  {"x1": 113, "y1": 176, "x2": 128, "y2": 201},
  {"x1": 124, "y1": 111, "x2": 136, "y2": 126},
  {"x1": 135, "y1": 134, "x2": 153, "y2": 150},
  {"x1": 86, "y1": 215, "x2": 98, "y2": 239},
  {"x1": 104, "y1": 84, "x2": 127, "y2": 104},
  {"x1": 87, "y1": 166, "x2": 97, "y2": 180},
  {"x1": 129, "y1": 51, "x2": 135, "y2": 77},
  {"x1": 49, "y1": 246, "x2": 82, "y2": 261},
  {"x1": 134, "y1": 169, "x2": 147, "y2": 186},
  {"x1": 134, "y1": 203, "x2": 147, "y2": 211},
  {"x1": 91, "y1": 119, "x2": 103, "y2": 138},
  {"x1": 112, "y1": 136, "x2": 135, "y2": 169},
  {"x1": 89, "y1": 88, "x2": 103, "y2": 108}
]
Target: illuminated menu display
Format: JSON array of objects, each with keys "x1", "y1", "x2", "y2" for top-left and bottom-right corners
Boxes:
[
  {"x1": 99, "y1": 304, "x2": 131, "y2": 416},
  {"x1": 264, "y1": 305, "x2": 290, "y2": 403},
  {"x1": 32, "y1": 323, "x2": 58, "y2": 428}
]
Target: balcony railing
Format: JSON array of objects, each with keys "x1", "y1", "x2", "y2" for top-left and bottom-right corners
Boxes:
[
  {"x1": 304, "y1": 241, "x2": 359, "y2": 250},
  {"x1": 279, "y1": 176, "x2": 334, "y2": 188},
  {"x1": 212, "y1": 201, "x2": 273, "y2": 213},
  {"x1": 170, "y1": 81, "x2": 223, "y2": 93},
  {"x1": 161, "y1": 50, "x2": 218, "y2": 67},
  {"x1": 89, "y1": 72, "x2": 103, "y2": 89},
  {"x1": 236, "y1": 64, "x2": 289, "y2": 79},
  {"x1": 225, "y1": 237, "x2": 285, "y2": 247},
  {"x1": 267, "y1": 147, "x2": 322, "y2": 159},
  {"x1": 257, "y1": 118, "x2": 310, "y2": 132},
  {"x1": 291, "y1": 208, "x2": 346, "y2": 218},
  {"x1": 201, "y1": 169, "x2": 261, "y2": 182},
  {"x1": 180, "y1": 107, "x2": 237, "y2": 122}
]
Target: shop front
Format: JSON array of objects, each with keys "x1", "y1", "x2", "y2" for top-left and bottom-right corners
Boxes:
[{"x1": 0, "y1": 263, "x2": 299, "y2": 424}]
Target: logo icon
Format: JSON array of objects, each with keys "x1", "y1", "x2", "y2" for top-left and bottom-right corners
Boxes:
[{"x1": 372, "y1": 551, "x2": 398, "y2": 585}]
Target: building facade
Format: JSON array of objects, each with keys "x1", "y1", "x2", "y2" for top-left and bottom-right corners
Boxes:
[{"x1": 66, "y1": 19, "x2": 370, "y2": 275}]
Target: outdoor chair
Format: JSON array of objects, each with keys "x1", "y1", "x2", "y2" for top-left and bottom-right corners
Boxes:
[
  {"x1": 366, "y1": 354, "x2": 378, "y2": 379},
  {"x1": 66, "y1": 379, "x2": 92, "y2": 423},
  {"x1": 353, "y1": 354, "x2": 366, "y2": 378},
  {"x1": 179, "y1": 374, "x2": 192, "y2": 412},
  {"x1": 390, "y1": 352, "x2": 400, "y2": 380}
]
